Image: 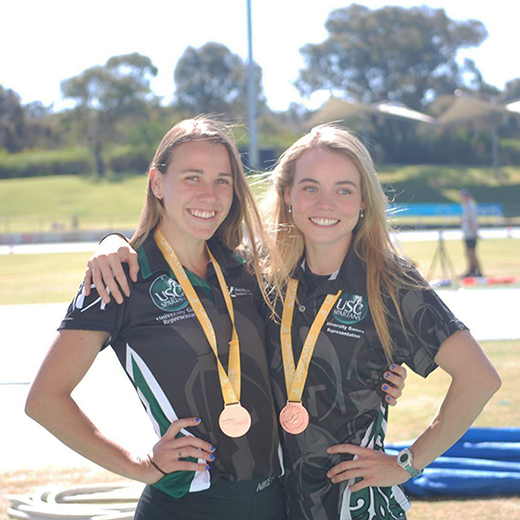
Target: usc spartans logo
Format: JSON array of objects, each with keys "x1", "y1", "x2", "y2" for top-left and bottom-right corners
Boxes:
[
  {"x1": 332, "y1": 293, "x2": 368, "y2": 325},
  {"x1": 149, "y1": 275, "x2": 188, "y2": 312}
]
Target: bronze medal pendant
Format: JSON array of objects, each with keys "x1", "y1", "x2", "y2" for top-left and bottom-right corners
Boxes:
[
  {"x1": 279, "y1": 401, "x2": 309, "y2": 435},
  {"x1": 155, "y1": 231, "x2": 250, "y2": 439},
  {"x1": 279, "y1": 280, "x2": 341, "y2": 436},
  {"x1": 219, "y1": 403, "x2": 252, "y2": 438}
]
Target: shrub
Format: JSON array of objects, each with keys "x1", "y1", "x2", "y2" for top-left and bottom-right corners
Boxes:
[
  {"x1": 0, "y1": 148, "x2": 93, "y2": 178},
  {"x1": 107, "y1": 145, "x2": 150, "y2": 173}
]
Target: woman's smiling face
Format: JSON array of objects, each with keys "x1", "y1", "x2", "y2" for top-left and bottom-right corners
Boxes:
[
  {"x1": 285, "y1": 147, "x2": 365, "y2": 253},
  {"x1": 152, "y1": 140, "x2": 234, "y2": 247}
]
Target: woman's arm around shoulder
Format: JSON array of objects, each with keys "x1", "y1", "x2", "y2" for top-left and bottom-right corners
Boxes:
[{"x1": 84, "y1": 234, "x2": 139, "y2": 305}]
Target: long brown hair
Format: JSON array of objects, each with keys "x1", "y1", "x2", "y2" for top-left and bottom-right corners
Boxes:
[
  {"x1": 131, "y1": 117, "x2": 275, "y2": 310},
  {"x1": 263, "y1": 124, "x2": 424, "y2": 360}
]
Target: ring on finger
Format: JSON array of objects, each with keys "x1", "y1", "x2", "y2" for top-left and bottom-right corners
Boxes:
[{"x1": 178, "y1": 448, "x2": 182, "y2": 458}]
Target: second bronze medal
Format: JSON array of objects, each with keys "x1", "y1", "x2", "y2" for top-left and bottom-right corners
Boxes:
[
  {"x1": 279, "y1": 279, "x2": 341, "y2": 435},
  {"x1": 279, "y1": 402, "x2": 309, "y2": 435}
]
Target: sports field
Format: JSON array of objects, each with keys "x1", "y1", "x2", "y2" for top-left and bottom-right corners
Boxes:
[{"x1": 1, "y1": 234, "x2": 519, "y2": 519}]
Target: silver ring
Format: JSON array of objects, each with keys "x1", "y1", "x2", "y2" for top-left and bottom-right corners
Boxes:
[{"x1": 178, "y1": 448, "x2": 182, "y2": 458}]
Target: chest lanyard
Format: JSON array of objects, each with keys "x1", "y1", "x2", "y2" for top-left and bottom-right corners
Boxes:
[
  {"x1": 279, "y1": 278, "x2": 341, "y2": 434},
  {"x1": 154, "y1": 229, "x2": 251, "y2": 437}
]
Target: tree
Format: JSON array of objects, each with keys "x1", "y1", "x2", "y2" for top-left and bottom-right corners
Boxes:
[
  {"x1": 61, "y1": 53, "x2": 158, "y2": 175},
  {"x1": 22, "y1": 101, "x2": 60, "y2": 150},
  {"x1": 296, "y1": 4, "x2": 487, "y2": 110},
  {"x1": 174, "y1": 42, "x2": 265, "y2": 117},
  {"x1": 499, "y1": 78, "x2": 520, "y2": 103},
  {"x1": 0, "y1": 85, "x2": 26, "y2": 153}
]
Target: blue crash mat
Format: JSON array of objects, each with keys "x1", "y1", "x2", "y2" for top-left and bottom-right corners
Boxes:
[{"x1": 385, "y1": 427, "x2": 520, "y2": 496}]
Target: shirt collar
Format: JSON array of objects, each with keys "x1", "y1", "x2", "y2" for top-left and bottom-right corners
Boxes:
[
  {"x1": 293, "y1": 241, "x2": 368, "y2": 297},
  {"x1": 137, "y1": 230, "x2": 244, "y2": 286}
]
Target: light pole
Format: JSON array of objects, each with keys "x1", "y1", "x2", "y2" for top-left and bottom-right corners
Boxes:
[{"x1": 246, "y1": 0, "x2": 259, "y2": 169}]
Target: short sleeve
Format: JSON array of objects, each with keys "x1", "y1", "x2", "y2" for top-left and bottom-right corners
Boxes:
[
  {"x1": 391, "y1": 287, "x2": 468, "y2": 377},
  {"x1": 58, "y1": 281, "x2": 129, "y2": 350}
]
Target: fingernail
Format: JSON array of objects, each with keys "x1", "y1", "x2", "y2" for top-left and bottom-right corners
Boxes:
[
  {"x1": 386, "y1": 395, "x2": 391, "y2": 401},
  {"x1": 382, "y1": 385, "x2": 388, "y2": 391},
  {"x1": 194, "y1": 417, "x2": 201, "y2": 423},
  {"x1": 385, "y1": 372, "x2": 391, "y2": 379},
  {"x1": 210, "y1": 445, "x2": 215, "y2": 452},
  {"x1": 391, "y1": 364, "x2": 396, "y2": 370},
  {"x1": 209, "y1": 454, "x2": 215, "y2": 460},
  {"x1": 205, "y1": 465, "x2": 211, "y2": 470}
]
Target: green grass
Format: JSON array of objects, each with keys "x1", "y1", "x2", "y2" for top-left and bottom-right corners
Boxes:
[
  {"x1": 387, "y1": 340, "x2": 519, "y2": 441},
  {"x1": 0, "y1": 174, "x2": 147, "y2": 233},
  {"x1": 397, "y1": 236, "x2": 520, "y2": 280},
  {"x1": 1, "y1": 236, "x2": 518, "y2": 306},
  {"x1": 378, "y1": 164, "x2": 520, "y2": 219},
  {"x1": 0, "y1": 252, "x2": 92, "y2": 305},
  {"x1": 387, "y1": 340, "x2": 520, "y2": 519},
  {"x1": 1, "y1": 238, "x2": 518, "y2": 518},
  {"x1": 1, "y1": 166, "x2": 520, "y2": 234},
  {"x1": 1, "y1": 340, "x2": 518, "y2": 520}
]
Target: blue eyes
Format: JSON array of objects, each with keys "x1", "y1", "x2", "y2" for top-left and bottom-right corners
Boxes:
[
  {"x1": 186, "y1": 176, "x2": 231, "y2": 185},
  {"x1": 302, "y1": 186, "x2": 351, "y2": 195}
]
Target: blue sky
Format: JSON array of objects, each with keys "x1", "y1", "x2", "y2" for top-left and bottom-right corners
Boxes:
[{"x1": 1, "y1": 0, "x2": 517, "y2": 111}]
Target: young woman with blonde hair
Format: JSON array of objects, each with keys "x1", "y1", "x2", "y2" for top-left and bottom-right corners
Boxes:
[{"x1": 262, "y1": 124, "x2": 501, "y2": 520}]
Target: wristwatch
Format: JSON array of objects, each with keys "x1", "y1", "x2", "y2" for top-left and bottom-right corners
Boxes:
[{"x1": 396, "y1": 448, "x2": 423, "y2": 478}]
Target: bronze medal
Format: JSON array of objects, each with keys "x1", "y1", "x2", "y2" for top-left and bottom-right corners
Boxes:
[
  {"x1": 279, "y1": 401, "x2": 309, "y2": 434},
  {"x1": 155, "y1": 230, "x2": 250, "y2": 439},
  {"x1": 279, "y1": 281, "x2": 341, "y2": 435},
  {"x1": 219, "y1": 403, "x2": 252, "y2": 438}
]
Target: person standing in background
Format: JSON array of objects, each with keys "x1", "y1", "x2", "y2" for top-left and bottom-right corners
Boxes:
[{"x1": 460, "y1": 188, "x2": 482, "y2": 278}]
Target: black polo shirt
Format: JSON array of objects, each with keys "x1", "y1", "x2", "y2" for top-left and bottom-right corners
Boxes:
[
  {"x1": 60, "y1": 233, "x2": 282, "y2": 498},
  {"x1": 265, "y1": 245, "x2": 467, "y2": 520}
]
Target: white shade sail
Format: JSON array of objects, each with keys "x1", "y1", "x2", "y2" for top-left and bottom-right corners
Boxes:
[
  {"x1": 307, "y1": 96, "x2": 435, "y2": 127},
  {"x1": 437, "y1": 91, "x2": 505, "y2": 125},
  {"x1": 505, "y1": 99, "x2": 520, "y2": 114}
]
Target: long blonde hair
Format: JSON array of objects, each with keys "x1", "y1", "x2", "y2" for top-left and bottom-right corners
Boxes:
[
  {"x1": 264, "y1": 124, "x2": 423, "y2": 361},
  {"x1": 131, "y1": 117, "x2": 274, "y2": 309}
]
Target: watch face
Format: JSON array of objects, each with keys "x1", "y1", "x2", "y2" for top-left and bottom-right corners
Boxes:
[{"x1": 399, "y1": 452, "x2": 410, "y2": 464}]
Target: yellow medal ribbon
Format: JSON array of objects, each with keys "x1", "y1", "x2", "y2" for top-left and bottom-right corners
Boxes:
[
  {"x1": 154, "y1": 229, "x2": 241, "y2": 405},
  {"x1": 280, "y1": 278, "x2": 342, "y2": 402}
]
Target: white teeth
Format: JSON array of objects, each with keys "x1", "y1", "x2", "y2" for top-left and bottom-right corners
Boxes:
[
  {"x1": 189, "y1": 209, "x2": 216, "y2": 219},
  {"x1": 310, "y1": 217, "x2": 339, "y2": 227}
]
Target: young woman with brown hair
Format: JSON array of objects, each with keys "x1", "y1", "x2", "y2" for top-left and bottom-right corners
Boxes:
[{"x1": 26, "y1": 118, "x2": 286, "y2": 520}]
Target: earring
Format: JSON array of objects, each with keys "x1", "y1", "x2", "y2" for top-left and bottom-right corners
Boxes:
[
  {"x1": 360, "y1": 209, "x2": 364, "y2": 218},
  {"x1": 288, "y1": 205, "x2": 292, "y2": 214}
]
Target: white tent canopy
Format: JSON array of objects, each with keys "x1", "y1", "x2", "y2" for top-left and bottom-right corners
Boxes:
[
  {"x1": 437, "y1": 90, "x2": 506, "y2": 125},
  {"x1": 506, "y1": 99, "x2": 520, "y2": 114},
  {"x1": 307, "y1": 96, "x2": 436, "y2": 127},
  {"x1": 374, "y1": 100, "x2": 436, "y2": 124},
  {"x1": 307, "y1": 96, "x2": 372, "y2": 126}
]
